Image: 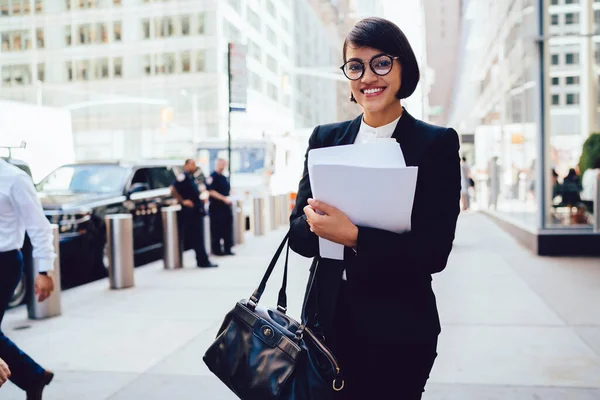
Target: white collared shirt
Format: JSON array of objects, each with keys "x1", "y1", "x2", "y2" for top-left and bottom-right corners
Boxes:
[
  {"x1": 354, "y1": 115, "x2": 402, "y2": 144},
  {"x1": 0, "y1": 159, "x2": 55, "y2": 272},
  {"x1": 342, "y1": 115, "x2": 403, "y2": 281}
]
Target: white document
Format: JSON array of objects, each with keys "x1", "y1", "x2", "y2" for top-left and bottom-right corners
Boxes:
[{"x1": 307, "y1": 141, "x2": 418, "y2": 260}]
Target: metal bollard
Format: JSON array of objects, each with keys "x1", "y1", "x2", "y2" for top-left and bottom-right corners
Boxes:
[
  {"x1": 105, "y1": 214, "x2": 135, "y2": 289},
  {"x1": 594, "y1": 177, "x2": 600, "y2": 233},
  {"x1": 28, "y1": 224, "x2": 61, "y2": 320},
  {"x1": 280, "y1": 194, "x2": 289, "y2": 226},
  {"x1": 253, "y1": 197, "x2": 265, "y2": 236},
  {"x1": 204, "y1": 214, "x2": 211, "y2": 255},
  {"x1": 270, "y1": 195, "x2": 278, "y2": 230},
  {"x1": 162, "y1": 205, "x2": 182, "y2": 269},
  {"x1": 232, "y1": 199, "x2": 245, "y2": 245}
]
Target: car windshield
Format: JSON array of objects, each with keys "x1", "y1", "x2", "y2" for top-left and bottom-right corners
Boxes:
[{"x1": 38, "y1": 165, "x2": 129, "y2": 194}]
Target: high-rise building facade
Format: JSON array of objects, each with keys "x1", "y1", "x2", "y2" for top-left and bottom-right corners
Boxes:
[
  {"x1": 422, "y1": 0, "x2": 461, "y2": 126},
  {"x1": 449, "y1": 0, "x2": 599, "y2": 251},
  {"x1": 1, "y1": 0, "x2": 294, "y2": 161}
]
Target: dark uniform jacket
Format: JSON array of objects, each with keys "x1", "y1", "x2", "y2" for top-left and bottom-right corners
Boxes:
[
  {"x1": 289, "y1": 109, "x2": 461, "y2": 341},
  {"x1": 206, "y1": 171, "x2": 231, "y2": 211},
  {"x1": 172, "y1": 172, "x2": 205, "y2": 215}
]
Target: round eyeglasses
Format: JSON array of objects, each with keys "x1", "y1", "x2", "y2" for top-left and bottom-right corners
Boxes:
[{"x1": 340, "y1": 54, "x2": 399, "y2": 81}]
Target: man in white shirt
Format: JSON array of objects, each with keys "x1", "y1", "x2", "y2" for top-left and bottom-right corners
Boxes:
[{"x1": 0, "y1": 159, "x2": 55, "y2": 398}]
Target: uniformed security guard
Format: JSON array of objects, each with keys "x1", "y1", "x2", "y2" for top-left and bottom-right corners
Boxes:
[
  {"x1": 206, "y1": 158, "x2": 234, "y2": 256},
  {"x1": 170, "y1": 159, "x2": 217, "y2": 268}
]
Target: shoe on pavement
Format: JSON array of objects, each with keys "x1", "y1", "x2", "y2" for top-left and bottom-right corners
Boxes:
[
  {"x1": 27, "y1": 370, "x2": 54, "y2": 400},
  {"x1": 223, "y1": 251, "x2": 235, "y2": 256},
  {"x1": 198, "y1": 263, "x2": 218, "y2": 268}
]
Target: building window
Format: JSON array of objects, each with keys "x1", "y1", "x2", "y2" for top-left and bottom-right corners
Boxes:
[
  {"x1": 93, "y1": 58, "x2": 109, "y2": 79},
  {"x1": 113, "y1": 21, "x2": 122, "y2": 41},
  {"x1": 1, "y1": 64, "x2": 31, "y2": 86},
  {"x1": 1, "y1": 31, "x2": 31, "y2": 52},
  {"x1": 595, "y1": 10, "x2": 600, "y2": 26},
  {"x1": 248, "y1": 39, "x2": 262, "y2": 62},
  {"x1": 142, "y1": 19, "x2": 150, "y2": 39},
  {"x1": 551, "y1": 54, "x2": 559, "y2": 65},
  {"x1": 267, "y1": 26, "x2": 277, "y2": 46},
  {"x1": 551, "y1": 14, "x2": 559, "y2": 25},
  {"x1": 113, "y1": 57, "x2": 122, "y2": 78},
  {"x1": 155, "y1": 17, "x2": 174, "y2": 38},
  {"x1": 565, "y1": 52, "x2": 579, "y2": 64},
  {"x1": 66, "y1": 62, "x2": 73, "y2": 81},
  {"x1": 143, "y1": 55, "x2": 152, "y2": 75},
  {"x1": 266, "y1": 0, "x2": 276, "y2": 17},
  {"x1": 198, "y1": 13, "x2": 205, "y2": 34},
  {"x1": 267, "y1": 54, "x2": 278, "y2": 74},
  {"x1": 76, "y1": 60, "x2": 90, "y2": 81},
  {"x1": 196, "y1": 50, "x2": 205, "y2": 72},
  {"x1": 552, "y1": 94, "x2": 560, "y2": 105},
  {"x1": 224, "y1": 20, "x2": 241, "y2": 43},
  {"x1": 77, "y1": 23, "x2": 109, "y2": 45},
  {"x1": 35, "y1": 28, "x2": 44, "y2": 48},
  {"x1": 566, "y1": 76, "x2": 579, "y2": 84},
  {"x1": 247, "y1": 7, "x2": 261, "y2": 32},
  {"x1": 37, "y1": 63, "x2": 44, "y2": 82},
  {"x1": 282, "y1": 43, "x2": 289, "y2": 58},
  {"x1": 155, "y1": 53, "x2": 175, "y2": 74},
  {"x1": 65, "y1": 26, "x2": 72, "y2": 46},
  {"x1": 181, "y1": 15, "x2": 190, "y2": 36},
  {"x1": 113, "y1": 0, "x2": 122, "y2": 5},
  {"x1": 249, "y1": 70, "x2": 262, "y2": 92},
  {"x1": 551, "y1": 77, "x2": 559, "y2": 85},
  {"x1": 228, "y1": 0, "x2": 241, "y2": 13},
  {"x1": 565, "y1": 13, "x2": 579, "y2": 25},
  {"x1": 565, "y1": 0, "x2": 578, "y2": 3},
  {"x1": 267, "y1": 82, "x2": 278, "y2": 101},
  {"x1": 566, "y1": 93, "x2": 579, "y2": 104},
  {"x1": 551, "y1": 0, "x2": 558, "y2": 4},
  {"x1": 182, "y1": 51, "x2": 191, "y2": 72}
]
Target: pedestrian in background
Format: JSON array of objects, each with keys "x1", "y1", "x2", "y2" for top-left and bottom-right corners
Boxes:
[
  {"x1": 0, "y1": 159, "x2": 55, "y2": 399},
  {"x1": 170, "y1": 159, "x2": 218, "y2": 268},
  {"x1": 460, "y1": 156, "x2": 472, "y2": 211},
  {"x1": 289, "y1": 17, "x2": 460, "y2": 399},
  {"x1": 206, "y1": 158, "x2": 235, "y2": 256}
]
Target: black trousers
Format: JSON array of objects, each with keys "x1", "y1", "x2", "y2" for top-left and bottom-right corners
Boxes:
[
  {"x1": 0, "y1": 250, "x2": 45, "y2": 391},
  {"x1": 180, "y1": 207, "x2": 209, "y2": 266},
  {"x1": 209, "y1": 206, "x2": 233, "y2": 255},
  {"x1": 330, "y1": 281, "x2": 438, "y2": 400}
]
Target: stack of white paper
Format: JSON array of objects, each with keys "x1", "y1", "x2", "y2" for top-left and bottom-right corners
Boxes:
[{"x1": 307, "y1": 141, "x2": 418, "y2": 260}]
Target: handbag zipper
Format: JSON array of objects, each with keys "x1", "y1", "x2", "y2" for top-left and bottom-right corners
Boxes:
[{"x1": 305, "y1": 327, "x2": 341, "y2": 375}]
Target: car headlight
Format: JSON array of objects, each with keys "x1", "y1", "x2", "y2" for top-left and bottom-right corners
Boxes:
[{"x1": 45, "y1": 210, "x2": 93, "y2": 234}]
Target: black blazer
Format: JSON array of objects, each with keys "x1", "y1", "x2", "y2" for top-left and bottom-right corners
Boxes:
[{"x1": 289, "y1": 109, "x2": 461, "y2": 341}]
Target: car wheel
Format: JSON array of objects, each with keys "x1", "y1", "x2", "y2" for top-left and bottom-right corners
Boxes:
[{"x1": 9, "y1": 274, "x2": 27, "y2": 308}]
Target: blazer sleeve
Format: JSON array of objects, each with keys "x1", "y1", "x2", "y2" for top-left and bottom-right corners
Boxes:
[
  {"x1": 354, "y1": 128, "x2": 461, "y2": 275},
  {"x1": 289, "y1": 126, "x2": 320, "y2": 258}
]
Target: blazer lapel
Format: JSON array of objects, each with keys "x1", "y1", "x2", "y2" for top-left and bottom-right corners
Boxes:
[
  {"x1": 392, "y1": 107, "x2": 419, "y2": 167},
  {"x1": 335, "y1": 114, "x2": 363, "y2": 146}
]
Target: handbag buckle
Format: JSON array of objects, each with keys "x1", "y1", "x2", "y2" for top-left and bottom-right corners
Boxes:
[
  {"x1": 247, "y1": 296, "x2": 258, "y2": 309},
  {"x1": 333, "y1": 378, "x2": 345, "y2": 391},
  {"x1": 277, "y1": 305, "x2": 287, "y2": 313}
]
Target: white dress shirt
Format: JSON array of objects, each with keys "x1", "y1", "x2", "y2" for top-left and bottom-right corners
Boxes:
[
  {"x1": 580, "y1": 168, "x2": 600, "y2": 201},
  {"x1": 342, "y1": 114, "x2": 403, "y2": 280},
  {"x1": 0, "y1": 159, "x2": 55, "y2": 272}
]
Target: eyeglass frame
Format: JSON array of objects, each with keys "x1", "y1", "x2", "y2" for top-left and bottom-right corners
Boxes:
[{"x1": 339, "y1": 53, "x2": 400, "y2": 81}]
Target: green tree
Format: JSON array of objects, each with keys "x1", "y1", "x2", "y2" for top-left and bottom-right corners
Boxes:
[{"x1": 578, "y1": 133, "x2": 600, "y2": 176}]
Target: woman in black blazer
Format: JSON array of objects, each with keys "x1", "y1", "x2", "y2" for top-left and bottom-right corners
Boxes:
[{"x1": 289, "y1": 17, "x2": 461, "y2": 400}]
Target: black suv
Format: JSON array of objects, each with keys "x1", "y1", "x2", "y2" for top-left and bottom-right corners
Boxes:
[{"x1": 36, "y1": 160, "x2": 182, "y2": 286}]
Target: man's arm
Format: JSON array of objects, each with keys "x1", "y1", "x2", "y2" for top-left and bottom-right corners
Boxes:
[
  {"x1": 11, "y1": 174, "x2": 55, "y2": 272},
  {"x1": 170, "y1": 185, "x2": 193, "y2": 208},
  {"x1": 209, "y1": 190, "x2": 231, "y2": 204}
]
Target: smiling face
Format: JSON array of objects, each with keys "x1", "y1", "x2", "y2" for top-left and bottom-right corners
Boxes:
[{"x1": 345, "y1": 45, "x2": 402, "y2": 116}]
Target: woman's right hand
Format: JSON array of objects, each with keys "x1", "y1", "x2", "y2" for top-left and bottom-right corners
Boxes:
[{"x1": 0, "y1": 357, "x2": 10, "y2": 387}]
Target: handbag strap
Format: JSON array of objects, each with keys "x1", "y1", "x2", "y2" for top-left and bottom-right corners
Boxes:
[
  {"x1": 247, "y1": 230, "x2": 290, "y2": 310},
  {"x1": 276, "y1": 240, "x2": 291, "y2": 312},
  {"x1": 296, "y1": 257, "x2": 319, "y2": 338}
]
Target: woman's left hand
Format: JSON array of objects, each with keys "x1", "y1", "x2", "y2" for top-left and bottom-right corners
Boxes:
[{"x1": 304, "y1": 198, "x2": 358, "y2": 248}]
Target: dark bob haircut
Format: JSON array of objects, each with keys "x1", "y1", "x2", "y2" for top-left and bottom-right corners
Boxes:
[{"x1": 343, "y1": 17, "x2": 420, "y2": 101}]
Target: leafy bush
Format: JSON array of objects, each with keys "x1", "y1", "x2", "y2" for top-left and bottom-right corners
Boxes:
[{"x1": 578, "y1": 133, "x2": 600, "y2": 176}]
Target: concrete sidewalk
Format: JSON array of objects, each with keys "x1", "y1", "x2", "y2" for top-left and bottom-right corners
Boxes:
[{"x1": 1, "y1": 213, "x2": 599, "y2": 399}]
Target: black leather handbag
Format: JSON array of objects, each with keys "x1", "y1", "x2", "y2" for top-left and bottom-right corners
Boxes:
[{"x1": 203, "y1": 230, "x2": 344, "y2": 399}]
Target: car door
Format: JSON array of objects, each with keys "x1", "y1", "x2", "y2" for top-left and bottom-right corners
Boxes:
[
  {"x1": 127, "y1": 168, "x2": 153, "y2": 251},
  {"x1": 147, "y1": 166, "x2": 176, "y2": 246}
]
